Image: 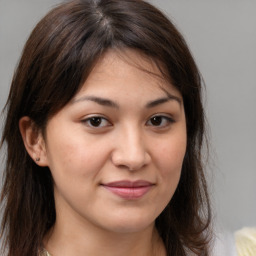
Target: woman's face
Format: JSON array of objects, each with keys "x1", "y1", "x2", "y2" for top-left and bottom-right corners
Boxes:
[{"x1": 42, "y1": 49, "x2": 187, "y2": 234}]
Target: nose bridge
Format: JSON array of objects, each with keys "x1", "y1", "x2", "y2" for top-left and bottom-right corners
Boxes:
[
  {"x1": 124, "y1": 125, "x2": 144, "y2": 157},
  {"x1": 112, "y1": 124, "x2": 150, "y2": 170}
]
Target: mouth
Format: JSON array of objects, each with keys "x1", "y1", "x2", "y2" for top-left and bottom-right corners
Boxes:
[{"x1": 101, "y1": 180, "x2": 154, "y2": 200}]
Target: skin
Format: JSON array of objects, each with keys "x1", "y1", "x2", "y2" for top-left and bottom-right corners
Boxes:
[{"x1": 20, "y1": 49, "x2": 187, "y2": 256}]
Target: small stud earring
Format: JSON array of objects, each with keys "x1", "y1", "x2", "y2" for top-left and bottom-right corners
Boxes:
[{"x1": 35, "y1": 157, "x2": 40, "y2": 162}]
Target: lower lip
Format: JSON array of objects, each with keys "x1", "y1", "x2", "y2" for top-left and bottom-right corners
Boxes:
[{"x1": 102, "y1": 185, "x2": 152, "y2": 200}]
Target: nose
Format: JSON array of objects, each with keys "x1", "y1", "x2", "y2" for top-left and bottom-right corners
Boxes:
[{"x1": 111, "y1": 127, "x2": 151, "y2": 171}]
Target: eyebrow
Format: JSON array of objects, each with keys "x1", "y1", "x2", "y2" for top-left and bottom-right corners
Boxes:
[
  {"x1": 146, "y1": 94, "x2": 182, "y2": 108},
  {"x1": 72, "y1": 96, "x2": 119, "y2": 108},
  {"x1": 72, "y1": 92, "x2": 182, "y2": 109}
]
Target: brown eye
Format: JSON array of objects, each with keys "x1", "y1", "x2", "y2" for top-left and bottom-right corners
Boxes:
[
  {"x1": 150, "y1": 116, "x2": 163, "y2": 126},
  {"x1": 82, "y1": 116, "x2": 111, "y2": 128},
  {"x1": 89, "y1": 117, "x2": 103, "y2": 127},
  {"x1": 146, "y1": 115, "x2": 174, "y2": 127}
]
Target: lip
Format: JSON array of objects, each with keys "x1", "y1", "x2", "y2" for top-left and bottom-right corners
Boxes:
[{"x1": 101, "y1": 180, "x2": 154, "y2": 200}]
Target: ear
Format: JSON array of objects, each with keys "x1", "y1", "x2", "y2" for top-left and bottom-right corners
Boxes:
[{"x1": 19, "y1": 116, "x2": 48, "y2": 167}]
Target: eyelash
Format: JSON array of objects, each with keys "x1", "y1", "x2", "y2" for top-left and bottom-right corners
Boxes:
[
  {"x1": 82, "y1": 116, "x2": 111, "y2": 128},
  {"x1": 81, "y1": 114, "x2": 175, "y2": 129},
  {"x1": 146, "y1": 115, "x2": 175, "y2": 128}
]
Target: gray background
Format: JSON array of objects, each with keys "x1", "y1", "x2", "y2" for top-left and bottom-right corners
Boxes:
[{"x1": 0, "y1": 0, "x2": 255, "y2": 233}]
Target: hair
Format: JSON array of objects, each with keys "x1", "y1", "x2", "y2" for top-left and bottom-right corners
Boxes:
[{"x1": 0, "y1": 0, "x2": 211, "y2": 255}]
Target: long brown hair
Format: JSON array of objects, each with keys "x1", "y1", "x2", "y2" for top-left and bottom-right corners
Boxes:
[{"x1": 1, "y1": 0, "x2": 211, "y2": 255}]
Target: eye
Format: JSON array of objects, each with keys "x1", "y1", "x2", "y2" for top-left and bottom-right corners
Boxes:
[
  {"x1": 146, "y1": 115, "x2": 174, "y2": 128},
  {"x1": 82, "y1": 116, "x2": 111, "y2": 128}
]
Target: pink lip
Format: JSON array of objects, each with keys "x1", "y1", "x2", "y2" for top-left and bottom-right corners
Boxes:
[{"x1": 101, "y1": 180, "x2": 154, "y2": 200}]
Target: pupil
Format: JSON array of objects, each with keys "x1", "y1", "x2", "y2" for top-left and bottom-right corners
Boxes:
[
  {"x1": 151, "y1": 116, "x2": 162, "y2": 126},
  {"x1": 90, "y1": 117, "x2": 101, "y2": 127}
]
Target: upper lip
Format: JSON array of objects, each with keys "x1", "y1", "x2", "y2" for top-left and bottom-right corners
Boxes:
[{"x1": 102, "y1": 180, "x2": 154, "y2": 188}]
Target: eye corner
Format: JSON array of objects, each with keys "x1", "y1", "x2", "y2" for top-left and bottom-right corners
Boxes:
[
  {"x1": 146, "y1": 114, "x2": 175, "y2": 129},
  {"x1": 81, "y1": 115, "x2": 112, "y2": 129}
]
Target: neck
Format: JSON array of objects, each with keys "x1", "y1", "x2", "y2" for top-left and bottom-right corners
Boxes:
[{"x1": 44, "y1": 216, "x2": 166, "y2": 256}]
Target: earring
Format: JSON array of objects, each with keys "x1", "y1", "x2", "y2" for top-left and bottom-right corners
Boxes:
[{"x1": 35, "y1": 157, "x2": 40, "y2": 162}]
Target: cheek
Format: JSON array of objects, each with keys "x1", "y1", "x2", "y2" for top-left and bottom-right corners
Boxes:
[
  {"x1": 157, "y1": 137, "x2": 186, "y2": 172},
  {"x1": 154, "y1": 134, "x2": 187, "y2": 195},
  {"x1": 45, "y1": 127, "x2": 112, "y2": 183},
  {"x1": 149, "y1": 136, "x2": 186, "y2": 215}
]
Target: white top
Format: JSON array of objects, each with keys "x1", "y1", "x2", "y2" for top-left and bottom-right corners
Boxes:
[{"x1": 212, "y1": 231, "x2": 237, "y2": 256}]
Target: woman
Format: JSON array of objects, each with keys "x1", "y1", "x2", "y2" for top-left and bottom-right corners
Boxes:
[{"x1": 0, "y1": 0, "x2": 211, "y2": 255}]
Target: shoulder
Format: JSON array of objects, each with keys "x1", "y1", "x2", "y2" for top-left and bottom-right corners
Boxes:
[{"x1": 212, "y1": 231, "x2": 237, "y2": 256}]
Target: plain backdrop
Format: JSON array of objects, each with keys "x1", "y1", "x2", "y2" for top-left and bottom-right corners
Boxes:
[{"x1": 0, "y1": 0, "x2": 255, "y2": 233}]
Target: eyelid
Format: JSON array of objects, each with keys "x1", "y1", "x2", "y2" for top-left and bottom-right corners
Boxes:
[
  {"x1": 146, "y1": 114, "x2": 175, "y2": 127},
  {"x1": 81, "y1": 115, "x2": 112, "y2": 128}
]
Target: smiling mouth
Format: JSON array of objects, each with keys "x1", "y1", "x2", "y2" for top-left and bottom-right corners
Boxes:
[{"x1": 101, "y1": 180, "x2": 154, "y2": 200}]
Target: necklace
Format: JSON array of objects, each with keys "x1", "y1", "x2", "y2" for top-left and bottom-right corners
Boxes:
[{"x1": 41, "y1": 248, "x2": 51, "y2": 256}]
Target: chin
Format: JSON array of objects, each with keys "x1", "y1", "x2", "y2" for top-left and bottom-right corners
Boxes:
[{"x1": 100, "y1": 213, "x2": 156, "y2": 234}]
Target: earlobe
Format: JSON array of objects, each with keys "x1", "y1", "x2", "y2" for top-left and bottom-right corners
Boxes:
[{"x1": 19, "y1": 116, "x2": 48, "y2": 167}]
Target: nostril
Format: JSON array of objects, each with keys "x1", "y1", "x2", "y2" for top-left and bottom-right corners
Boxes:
[
  {"x1": 112, "y1": 151, "x2": 151, "y2": 171},
  {"x1": 111, "y1": 133, "x2": 151, "y2": 171}
]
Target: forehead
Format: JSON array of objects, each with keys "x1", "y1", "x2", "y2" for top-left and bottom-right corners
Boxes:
[{"x1": 77, "y1": 48, "x2": 180, "y2": 98}]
